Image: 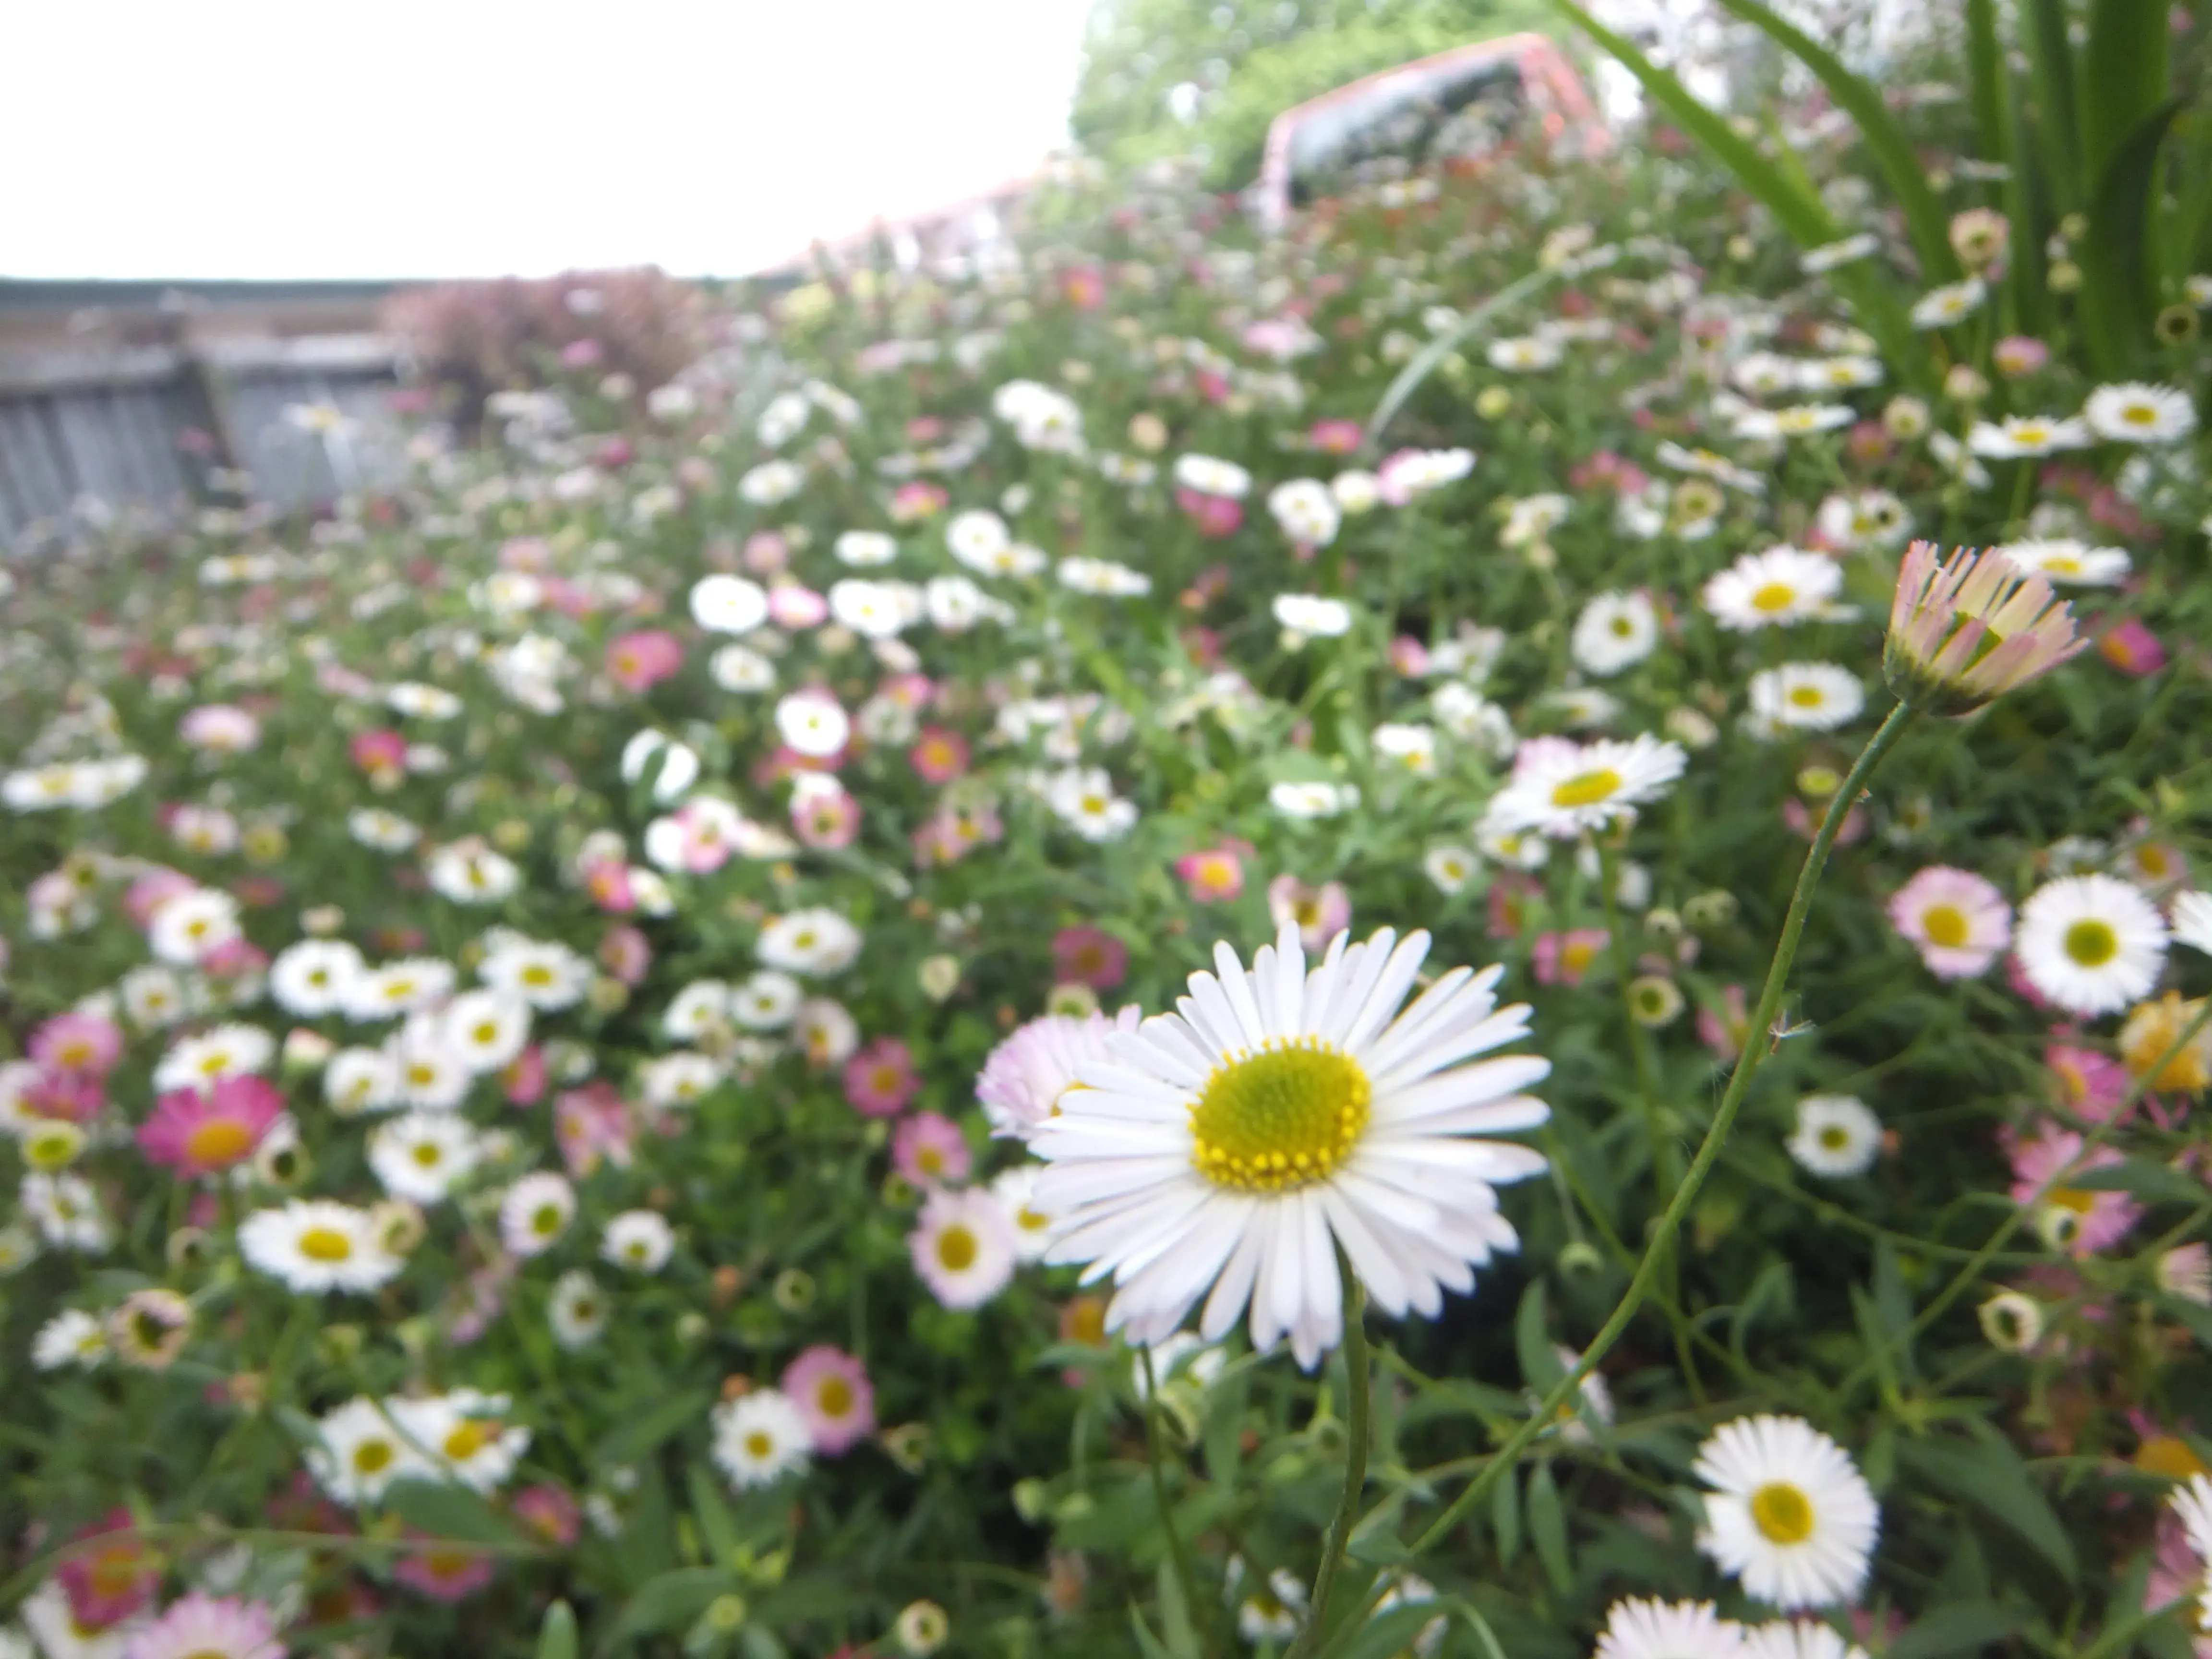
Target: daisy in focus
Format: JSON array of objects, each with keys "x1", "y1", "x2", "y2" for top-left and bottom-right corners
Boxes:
[
  {"x1": 2014, "y1": 874, "x2": 2168, "y2": 1016},
  {"x1": 1694, "y1": 1414, "x2": 1879, "y2": 1609},
  {"x1": 1031, "y1": 922, "x2": 1550, "y2": 1369},
  {"x1": 1481, "y1": 734, "x2": 1689, "y2": 840}
]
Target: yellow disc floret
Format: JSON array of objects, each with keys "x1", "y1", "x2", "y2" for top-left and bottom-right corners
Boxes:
[{"x1": 1189, "y1": 1037, "x2": 1371, "y2": 1193}]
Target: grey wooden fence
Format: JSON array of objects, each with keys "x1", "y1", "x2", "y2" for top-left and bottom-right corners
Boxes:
[{"x1": 0, "y1": 334, "x2": 405, "y2": 553}]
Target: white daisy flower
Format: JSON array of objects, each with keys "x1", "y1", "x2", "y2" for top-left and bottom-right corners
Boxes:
[
  {"x1": 1747, "y1": 663, "x2": 1864, "y2": 733},
  {"x1": 147, "y1": 887, "x2": 241, "y2": 965},
  {"x1": 757, "y1": 908, "x2": 864, "y2": 975},
  {"x1": 2171, "y1": 890, "x2": 2212, "y2": 956},
  {"x1": 1570, "y1": 591, "x2": 1659, "y2": 676},
  {"x1": 33, "y1": 1308, "x2": 110, "y2": 1371},
  {"x1": 390, "y1": 1389, "x2": 531, "y2": 1493},
  {"x1": 1695, "y1": 1414, "x2": 1879, "y2": 1609},
  {"x1": 2169, "y1": 1475, "x2": 2212, "y2": 1633},
  {"x1": 710, "y1": 1388, "x2": 813, "y2": 1490},
  {"x1": 1594, "y1": 1597, "x2": 1746, "y2": 1659},
  {"x1": 307, "y1": 1396, "x2": 433, "y2": 1505},
  {"x1": 620, "y1": 731, "x2": 702, "y2": 802},
  {"x1": 389, "y1": 1019, "x2": 474, "y2": 1110},
  {"x1": 710, "y1": 644, "x2": 778, "y2": 693},
  {"x1": 1033, "y1": 923, "x2": 1549, "y2": 1369},
  {"x1": 346, "y1": 958, "x2": 457, "y2": 1022},
  {"x1": 1267, "y1": 478, "x2": 1342, "y2": 547},
  {"x1": 1968, "y1": 414, "x2": 2092, "y2": 458},
  {"x1": 2083, "y1": 382, "x2": 2197, "y2": 445},
  {"x1": 441, "y1": 989, "x2": 531, "y2": 1075},
  {"x1": 1273, "y1": 594, "x2": 1355, "y2": 639},
  {"x1": 1991, "y1": 539, "x2": 2131, "y2": 587},
  {"x1": 1231, "y1": 1561, "x2": 1308, "y2": 1642},
  {"x1": 348, "y1": 808, "x2": 421, "y2": 853},
  {"x1": 119, "y1": 965, "x2": 189, "y2": 1029},
  {"x1": 22, "y1": 1172, "x2": 111, "y2": 1252},
  {"x1": 240, "y1": 1201, "x2": 402, "y2": 1295},
  {"x1": 153, "y1": 1022, "x2": 275, "y2": 1093},
  {"x1": 1422, "y1": 845, "x2": 1481, "y2": 895},
  {"x1": 1172, "y1": 453, "x2": 1252, "y2": 497},
  {"x1": 835, "y1": 530, "x2": 898, "y2": 566},
  {"x1": 662, "y1": 980, "x2": 733, "y2": 1041},
  {"x1": 270, "y1": 939, "x2": 364, "y2": 1018},
  {"x1": 549, "y1": 1269, "x2": 609, "y2": 1349},
  {"x1": 481, "y1": 940, "x2": 592, "y2": 1011},
  {"x1": 1703, "y1": 546, "x2": 1845, "y2": 630},
  {"x1": 603, "y1": 1210, "x2": 676, "y2": 1273},
  {"x1": 325, "y1": 1046, "x2": 401, "y2": 1116},
  {"x1": 638, "y1": 1051, "x2": 724, "y2": 1109},
  {"x1": 729, "y1": 970, "x2": 804, "y2": 1030},
  {"x1": 1483, "y1": 734, "x2": 1688, "y2": 839},
  {"x1": 1909, "y1": 276, "x2": 1986, "y2": 329},
  {"x1": 1785, "y1": 1096, "x2": 1881, "y2": 1178},
  {"x1": 1045, "y1": 767, "x2": 1139, "y2": 842},
  {"x1": 773, "y1": 690, "x2": 851, "y2": 758},
  {"x1": 1371, "y1": 723, "x2": 1438, "y2": 776},
  {"x1": 2014, "y1": 873, "x2": 2169, "y2": 1015},
  {"x1": 690, "y1": 574, "x2": 770, "y2": 634},
  {"x1": 1268, "y1": 780, "x2": 1361, "y2": 819},
  {"x1": 368, "y1": 1112, "x2": 481, "y2": 1203},
  {"x1": 501, "y1": 1172, "x2": 577, "y2": 1258},
  {"x1": 386, "y1": 682, "x2": 461, "y2": 720},
  {"x1": 910, "y1": 1185, "x2": 1019, "y2": 1309},
  {"x1": 990, "y1": 1166, "x2": 1057, "y2": 1263},
  {"x1": 1059, "y1": 557, "x2": 1153, "y2": 597}
]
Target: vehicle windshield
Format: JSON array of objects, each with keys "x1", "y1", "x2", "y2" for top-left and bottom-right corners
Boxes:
[{"x1": 1286, "y1": 56, "x2": 1527, "y2": 205}]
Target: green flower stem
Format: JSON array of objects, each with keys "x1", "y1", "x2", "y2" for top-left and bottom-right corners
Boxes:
[
  {"x1": 1310, "y1": 699, "x2": 1916, "y2": 1659},
  {"x1": 1285, "y1": 1248, "x2": 1371, "y2": 1659},
  {"x1": 1140, "y1": 1344, "x2": 1211, "y2": 1655},
  {"x1": 1834, "y1": 994, "x2": 2212, "y2": 1406}
]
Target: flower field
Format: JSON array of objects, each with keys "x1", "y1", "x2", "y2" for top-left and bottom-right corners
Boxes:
[{"x1": 5, "y1": 72, "x2": 2212, "y2": 1659}]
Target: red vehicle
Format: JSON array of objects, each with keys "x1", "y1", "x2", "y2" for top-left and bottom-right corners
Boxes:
[{"x1": 1253, "y1": 33, "x2": 1607, "y2": 232}]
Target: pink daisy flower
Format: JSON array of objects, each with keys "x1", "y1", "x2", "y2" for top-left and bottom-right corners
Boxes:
[
  {"x1": 792, "y1": 782, "x2": 860, "y2": 851},
  {"x1": 975, "y1": 1007, "x2": 1143, "y2": 1139},
  {"x1": 598, "y1": 925, "x2": 652, "y2": 985},
  {"x1": 1888, "y1": 866, "x2": 2013, "y2": 978},
  {"x1": 844, "y1": 1037, "x2": 918, "y2": 1117},
  {"x1": 1051, "y1": 926, "x2": 1127, "y2": 990},
  {"x1": 2046, "y1": 1044, "x2": 2130, "y2": 1122},
  {"x1": 124, "y1": 868, "x2": 198, "y2": 928},
  {"x1": 781, "y1": 1346, "x2": 877, "y2": 1455},
  {"x1": 30, "y1": 1011, "x2": 125, "y2": 1077},
  {"x1": 1265, "y1": 874, "x2": 1351, "y2": 952},
  {"x1": 2008, "y1": 1122, "x2": 2142, "y2": 1256},
  {"x1": 137, "y1": 1076, "x2": 285, "y2": 1178},
  {"x1": 1175, "y1": 843, "x2": 1248, "y2": 904},
  {"x1": 1174, "y1": 489, "x2": 1244, "y2": 538},
  {"x1": 767, "y1": 585, "x2": 828, "y2": 629},
  {"x1": 605, "y1": 630, "x2": 684, "y2": 693},
  {"x1": 502, "y1": 1046, "x2": 549, "y2": 1106},
  {"x1": 892, "y1": 1111, "x2": 972, "y2": 1188},
  {"x1": 58, "y1": 1510, "x2": 159, "y2": 1630},
  {"x1": 393, "y1": 1540, "x2": 495, "y2": 1601},
  {"x1": 124, "y1": 1594, "x2": 284, "y2": 1659},
  {"x1": 511, "y1": 1484, "x2": 582, "y2": 1548},
  {"x1": 908, "y1": 726, "x2": 970, "y2": 784},
  {"x1": 1533, "y1": 928, "x2": 1610, "y2": 987},
  {"x1": 889, "y1": 481, "x2": 949, "y2": 522},
  {"x1": 2099, "y1": 617, "x2": 2167, "y2": 677},
  {"x1": 348, "y1": 729, "x2": 408, "y2": 779}
]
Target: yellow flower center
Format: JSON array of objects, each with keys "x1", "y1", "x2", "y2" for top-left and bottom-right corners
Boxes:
[
  {"x1": 2124, "y1": 405, "x2": 2157, "y2": 425},
  {"x1": 1189, "y1": 1038, "x2": 1371, "y2": 1193},
  {"x1": 473, "y1": 1022, "x2": 499, "y2": 1045},
  {"x1": 1819, "y1": 1126, "x2": 1851, "y2": 1151},
  {"x1": 1787, "y1": 685, "x2": 1826, "y2": 708},
  {"x1": 916, "y1": 1146, "x2": 945, "y2": 1176},
  {"x1": 445, "y1": 1421, "x2": 497, "y2": 1460},
  {"x1": 1749, "y1": 1480, "x2": 1815, "y2": 1544},
  {"x1": 936, "y1": 1225, "x2": 978, "y2": 1272},
  {"x1": 2134, "y1": 1434, "x2": 2210, "y2": 1480},
  {"x1": 353, "y1": 1440, "x2": 394, "y2": 1474},
  {"x1": 412, "y1": 1143, "x2": 443, "y2": 1167},
  {"x1": 185, "y1": 1119, "x2": 254, "y2": 1166},
  {"x1": 817, "y1": 1376, "x2": 854, "y2": 1418},
  {"x1": 1550, "y1": 768, "x2": 1623, "y2": 809},
  {"x1": 1017, "y1": 1205, "x2": 1051, "y2": 1234},
  {"x1": 1750, "y1": 581, "x2": 1796, "y2": 613},
  {"x1": 745, "y1": 1431, "x2": 774, "y2": 1459},
  {"x1": 1921, "y1": 904, "x2": 1969, "y2": 949},
  {"x1": 2064, "y1": 919, "x2": 2118, "y2": 967},
  {"x1": 299, "y1": 1226, "x2": 354, "y2": 1262},
  {"x1": 533, "y1": 1203, "x2": 564, "y2": 1235},
  {"x1": 522, "y1": 964, "x2": 553, "y2": 986},
  {"x1": 2046, "y1": 1186, "x2": 2096, "y2": 1215}
]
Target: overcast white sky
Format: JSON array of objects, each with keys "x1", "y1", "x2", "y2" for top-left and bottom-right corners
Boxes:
[{"x1": 0, "y1": 0, "x2": 1096, "y2": 281}]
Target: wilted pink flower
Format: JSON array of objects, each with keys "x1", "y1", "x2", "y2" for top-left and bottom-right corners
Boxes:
[
  {"x1": 1885, "y1": 541, "x2": 2084, "y2": 714},
  {"x1": 1052, "y1": 926, "x2": 1127, "y2": 989},
  {"x1": 138, "y1": 1076, "x2": 285, "y2": 1177},
  {"x1": 1388, "y1": 636, "x2": 1430, "y2": 676},
  {"x1": 2008, "y1": 1122, "x2": 2140, "y2": 1255},
  {"x1": 909, "y1": 726, "x2": 970, "y2": 783},
  {"x1": 844, "y1": 1037, "x2": 918, "y2": 1117},
  {"x1": 1993, "y1": 336, "x2": 2051, "y2": 377},
  {"x1": 781, "y1": 1346, "x2": 877, "y2": 1455},
  {"x1": 1267, "y1": 875, "x2": 1351, "y2": 951},
  {"x1": 1175, "y1": 488, "x2": 1244, "y2": 538},
  {"x1": 584, "y1": 860, "x2": 636, "y2": 913},
  {"x1": 892, "y1": 1111, "x2": 972, "y2": 1187},
  {"x1": 2100, "y1": 616, "x2": 2167, "y2": 677},
  {"x1": 57, "y1": 1510, "x2": 159, "y2": 1630},
  {"x1": 1533, "y1": 928, "x2": 1610, "y2": 987},
  {"x1": 1175, "y1": 842, "x2": 1248, "y2": 903},
  {"x1": 1309, "y1": 418, "x2": 1364, "y2": 454},
  {"x1": 606, "y1": 630, "x2": 683, "y2": 692},
  {"x1": 890, "y1": 480, "x2": 949, "y2": 522},
  {"x1": 394, "y1": 1539, "x2": 495, "y2": 1601},
  {"x1": 768, "y1": 584, "x2": 828, "y2": 629},
  {"x1": 554, "y1": 1082, "x2": 635, "y2": 1176},
  {"x1": 1887, "y1": 866, "x2": 2012, "y2": 978},
  {"x1": 2046, "y1": 1044, "x2": 2130, "y2": 1123},
  {"x1": 511, "y1": 1485, "x2": 581, "y2": 1548},
  {"x1": 23, "y1": 1068, "x2": 105, "y2": 1124},
  {"x1": 599, "y1": 924, "x2": 652, "y2": 985},
  {"x1": 349, "y1": 729, "x2": 408, "y2": 779},
  {"x1": 30, "y1": 1011, "x2": 124, "y2": 1077},
  {"x1": 502, "y1": 1046, "x2": 549, "y2": 1106},
  {"x1": 792, "y1": 781, "x2": 860, "y2": 850}
]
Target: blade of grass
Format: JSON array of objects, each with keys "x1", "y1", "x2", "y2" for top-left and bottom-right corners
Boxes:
[
  {"x1": 2080, "y1": 100, "x2": 2180, "y2": 377},
  {"x1": 2082, "y1": 0, "x2": 2171, "y2": 188}
]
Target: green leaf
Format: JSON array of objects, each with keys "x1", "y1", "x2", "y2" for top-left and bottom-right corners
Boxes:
[
  {"x1": 1887, "y1": 1601, "x2": 2028, "y2": 1659},
  {"x1": 686, "y1": 1464, "x2": 744, "y2": 1567},
  {"x1": 595, "y1": 1388, "x2": 712, "y2": 1470},
  {"x1": 1153, "y1": 1560, "x2": 1202, "y2": 1659},
  {"x1": 535, "y1": 1602, "x2": 579, "y2": 1659},
  {"x1": 605, "y1": 1568, "x2": 741, "y2": 1649},
  {"x1": 2082, "y1": 0, "x2": 2172, "y2": 188},
  {"x1": 2022, "y1": 0, "x2": 2081, "y2": 212},
  {"x1": 1709, "y1": 0, "x2": 1960, "y2": 283},
  {"x1": 1514, "y1": 1281, "x2": 1566, "y2": 1394},
  {"x1": 1346, "y1": 1527, "x2": 1413, "y2": 1568},
  {"x1": 1491, "y1": 1467, "x2": 1522, "y2": 1567},
  {"x1": 2068, "y1": 1156, "x2": 2208, "y2": 1205},
  {"x1": 1526, "y1": 1463, "x2": 1572, "y2": 1594},
  {"x1": 1897, "y1": 1433, "x2": 2079, "y2": 1585},
  {"x1": 2080, "y1": 101, "x2": 2182, "y2": 376},
  {"x1": 380, "y1": 1478, "x2": 526, "y2": 1547},
  {"x1": 1127, "y1": 1602, "x2": 1181, "y2": 1659},
  {"x1": 1368, "y1": 263, "x2": 1561, "y2": 442}
]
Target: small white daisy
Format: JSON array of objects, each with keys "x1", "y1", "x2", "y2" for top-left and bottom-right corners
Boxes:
[
  {"x1": 549, "y1": 1269, "x2": 609, "y2": 1349},
  {"x1": 710, "y1": 1388, "x2": 813, "y2": 1491},
  {"x1": 307, "y1": 1396, "x2": 433, "y2": 1505},
  {"x1": 2014, "y1": 874, "x2": 2169, "y2": 1015},
  {"x1": 602, "y1": 1210, "x2": 676, "y2": 1273},
  {"x1": 910, "y1": 1186, "x2": 1019, "y2": 1310},
  {"x1": 1748, "y1": 663, "x2": 1865, "y2": 733},
  {"x1": 1570, "y1": 591, "x2": 1660, "y2": 676},
  {"x1": 1695, "y1": 1414, "x2": 1879, "y2": 1609},
  {"x1": 1991, "y1": 539, "x2": 2131, "y2": 587},
  {"x1": 1594, "y1": 1597, "x2": 1746, "y2": 1659},
  {"x1": 501, "y1": 1171, "x2": 578, "y2": 1258},
  {"x1": 2083, "y1": 382, "x2": 2197, "y2": 445},
  {"x1": 1483, "y1": 734, "x2": 1689, "y2": 840},
  {"x1": 1703, "y1": 546, "x2": 1845, "y2": 630},
  {"x1": 240, "y1": 1201, "x2": 402, "y2": 1295},
  {"x1": 1742, "y1": 1623, "x2": 1871, "y2": 1659},
  {"x1": 1786, "y1": 1096, "x2": 1882, "y2": 1178},
  {"x1": 368, "y1": 1112, "x2": 481, "y2": 1204}
]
